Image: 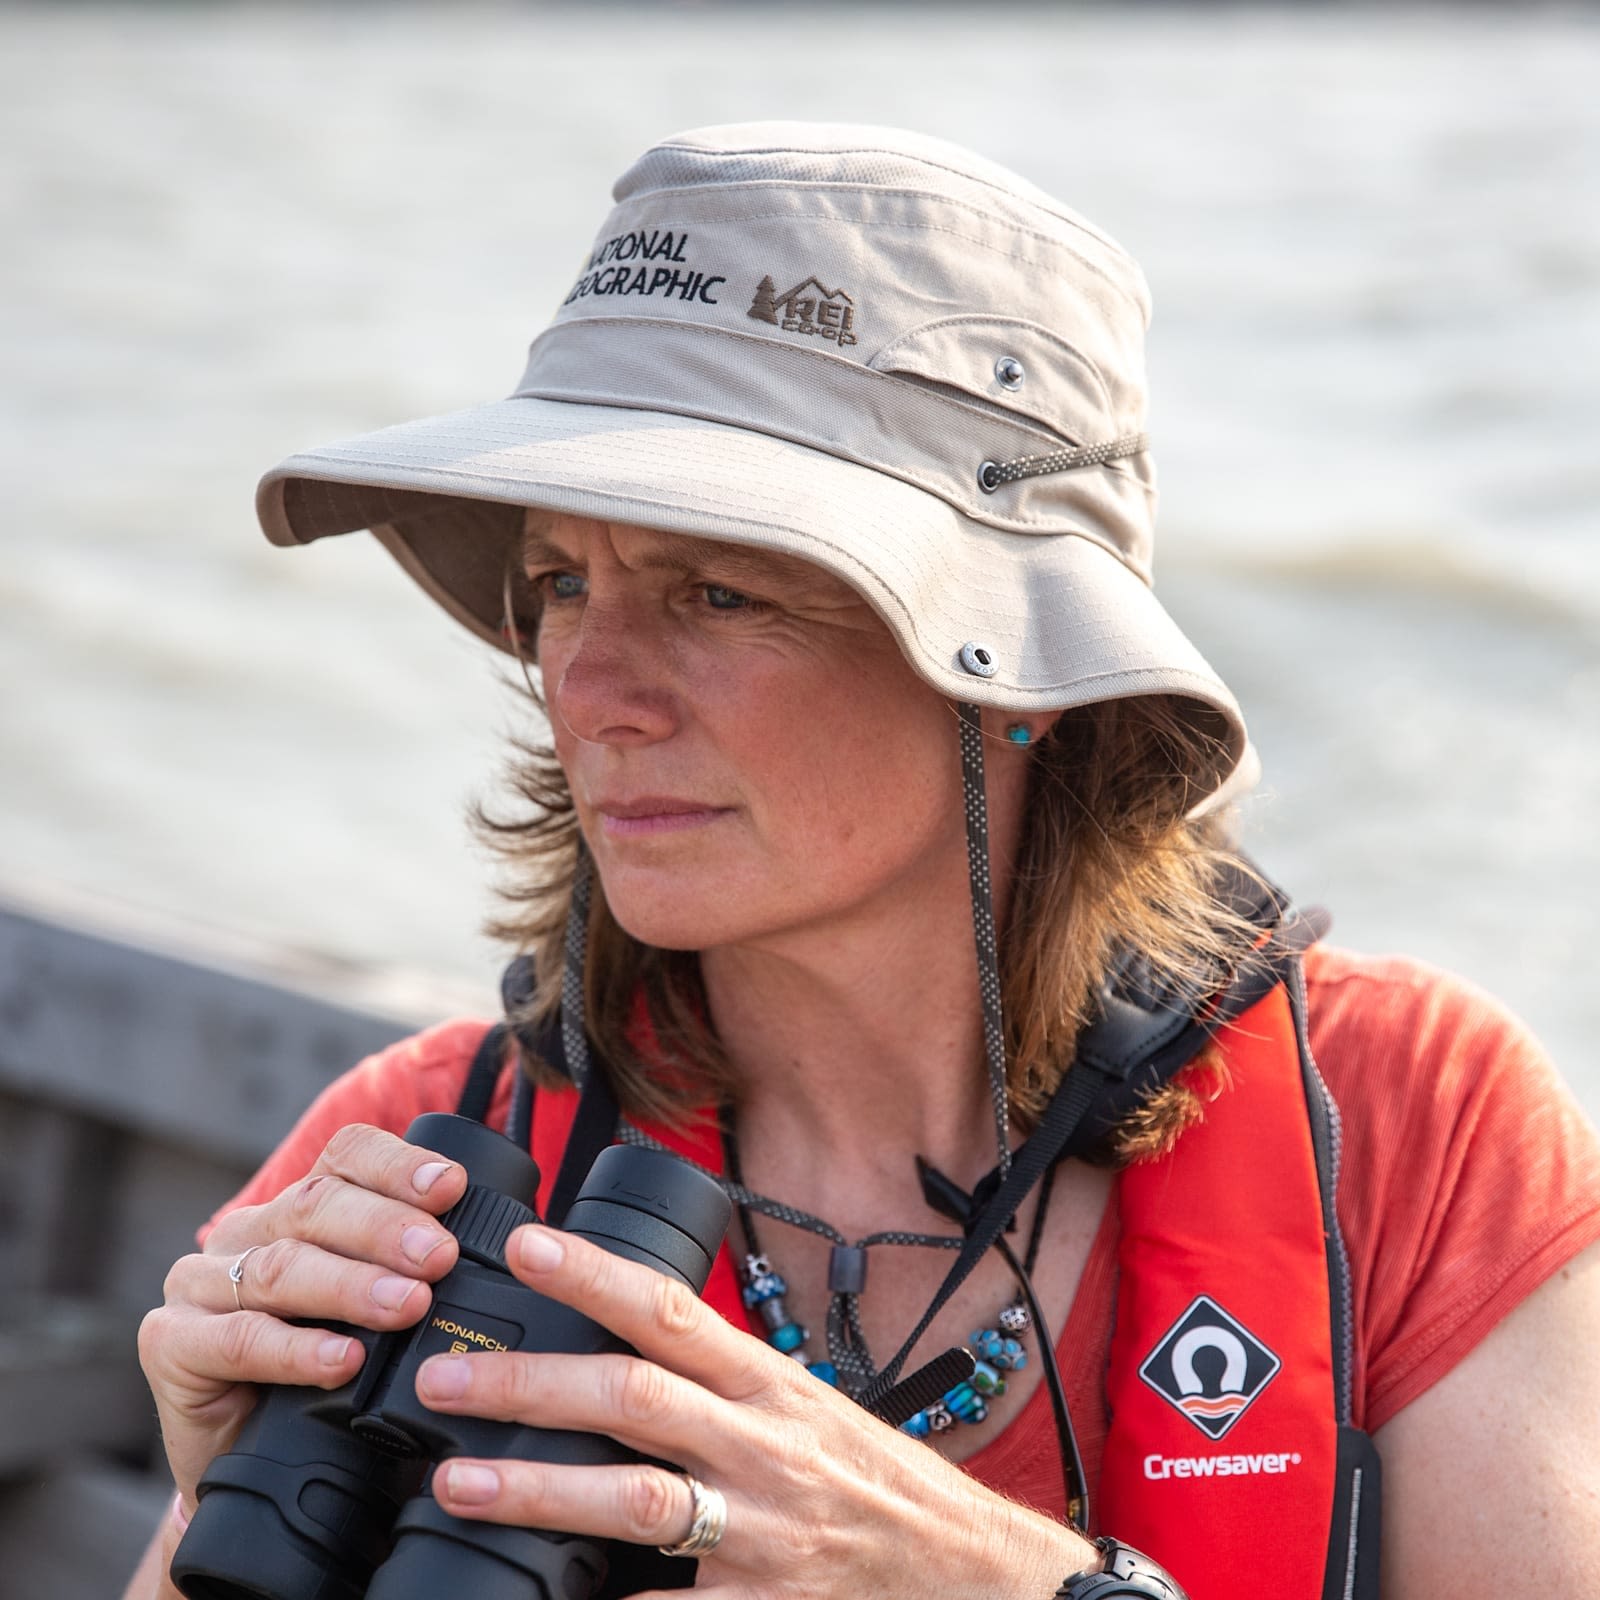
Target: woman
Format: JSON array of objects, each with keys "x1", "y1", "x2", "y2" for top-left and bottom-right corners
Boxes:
[{"x1": 129, "y1": 124, "x2": 1600, "y2": 1599}]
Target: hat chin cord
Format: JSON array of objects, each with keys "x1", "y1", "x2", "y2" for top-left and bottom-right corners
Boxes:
[{"x1": 955, "y1": 702, "x2": 1014, "y2": 1181}]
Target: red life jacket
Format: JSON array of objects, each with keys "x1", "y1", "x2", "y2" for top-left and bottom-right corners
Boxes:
[
  {"x1": 1100, "y1": 972, "x2": 1377, "y2": 1600},
  {"x1": 496, "y1": 958, "x2": 1378, "y2": 1600}
]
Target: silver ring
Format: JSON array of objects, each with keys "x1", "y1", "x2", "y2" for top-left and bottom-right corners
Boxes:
[
  {"x1": 657, "y1": 1472, "x2": 727, "y2": 1558},
  {"x1": 228, "y1": 1244, "x2": 266, "y2": 1312}
]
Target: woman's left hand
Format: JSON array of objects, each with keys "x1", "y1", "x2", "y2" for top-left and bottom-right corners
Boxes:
[{"x1": 413, "y1": 1222, "x2": 1096, "y2": 1599}]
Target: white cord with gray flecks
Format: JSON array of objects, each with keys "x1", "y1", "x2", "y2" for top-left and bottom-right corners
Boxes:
[
  {"x1": 559, "y1": 842, "x2": 594, "y2": 1089},
  {"x1": 957, "y1": 703, "x2": 1012, "y2": 1180}
]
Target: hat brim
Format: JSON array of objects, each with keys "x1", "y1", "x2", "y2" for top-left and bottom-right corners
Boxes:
[{"x1": 258, "y1": 395, "x2": 1248, "y2": 795}]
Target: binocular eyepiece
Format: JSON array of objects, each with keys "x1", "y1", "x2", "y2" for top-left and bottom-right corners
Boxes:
[{"x1": 170, "y1": 1114, "x2": 731, "y2": 1600}]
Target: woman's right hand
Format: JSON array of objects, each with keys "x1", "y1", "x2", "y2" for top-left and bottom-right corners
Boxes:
[{"x1": 137, "y1": 1124, "x2": 468, "y2": 1515}]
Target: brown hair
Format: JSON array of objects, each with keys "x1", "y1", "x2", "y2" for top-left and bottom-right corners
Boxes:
[{"x1": 474, "y1": 657, "x2": 1264, "y2": 1164}]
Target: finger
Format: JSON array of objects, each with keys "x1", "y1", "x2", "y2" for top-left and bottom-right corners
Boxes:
[
  {"x1": 433, "y1": 1457, "x2": 715, "y2": 1557},
  {"x1": 141, "y1": 1304, "x2": 365, "y2": 1394},
  {"x1": 310, "y1": 1122, "x2": 468, "y2": 1212},
  {"x1": 165, "y1": 1242, "x2": 434, "y2": 1330},
  {"x1": 415, "y1": 1349, "x2": 754, "y2": 1465},
  {"x1": 206, "y1": 1122, "x2": 466, "y2": 1250},
  {"x1": 507, "y1": 1226, "x2": 779, "y2": 1402},
  {"x1": 212, "y1": 1172, "x2": 460, "y2": 1281}
]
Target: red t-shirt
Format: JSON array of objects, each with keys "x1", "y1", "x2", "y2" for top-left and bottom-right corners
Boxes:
[{"x1": 205, "y1": 944, "x2": 1600, "y2": 1522}]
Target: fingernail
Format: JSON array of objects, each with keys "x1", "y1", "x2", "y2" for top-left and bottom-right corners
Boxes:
[
  {"x1": 419, "y1": 1356, "x2": 470, "y2": 1399},
  {"x1": 402, "y1": 1225, "x2": 446, "y2": 1265},
  {"x1": 370, "y1": 1275, "x2": 417, "y2": 1311},
  {"x1": 413, "y1": 1161, "x2": 454, "y2": 1195},
  {"x1": 519, "y1": 1227, "x2": 563, "y2": 1273},
  {"x1": 444, "y1": 1462, "x2": 500, "y2": 1504},
  {"x1": 319, "y1": 1335, "x2": 353, "y2": 1366}
]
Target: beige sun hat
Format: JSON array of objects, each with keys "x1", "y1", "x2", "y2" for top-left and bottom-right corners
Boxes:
[{"x1": 257, "y1": 122, "x2": 1250, "y2": 801}]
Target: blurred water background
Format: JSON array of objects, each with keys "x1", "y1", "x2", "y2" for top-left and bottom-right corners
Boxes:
[{"x1": 2, "y1": 2, "x2": 1596, "y2": 1116}]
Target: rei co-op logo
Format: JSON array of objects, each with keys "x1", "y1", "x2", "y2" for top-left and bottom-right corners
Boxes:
[
  {"x1": 747, "y1": 275, "x2": 858, "y2": 346},
  {"x1": 1139, "y1": 1295, "x2": 1280, "y2": 1441}
]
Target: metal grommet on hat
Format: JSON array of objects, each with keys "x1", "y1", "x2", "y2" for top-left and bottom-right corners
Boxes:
[
  {"x1": 958, "y1": 641, "x2": 999, "y2": 678},
  {"x1": 994, "y1": 355, "x2": 1025, "y2": 390}
]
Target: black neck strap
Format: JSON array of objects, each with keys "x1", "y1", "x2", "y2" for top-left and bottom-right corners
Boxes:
[
  {"x1": 857, "y1": 1055, "x2": 1114, "y2": 1408},
  {"x1": 855, "y1": 918, "x2": 1318, "y2": 1410}
]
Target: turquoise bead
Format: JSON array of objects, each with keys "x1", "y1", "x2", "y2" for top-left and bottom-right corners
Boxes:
[
  {"x1": 901, "y1": 1410, "x2": 931, "y2": 1439},
  {"x1": 991, "y1": 1336, "x2": 1026, "y2": 1371},
  {"x1": 944, "y1": 1381, "x2": 988, "y2": 1424},
  {"x1": 971, "y1": 1329, "x2": 1005, "y2": 1363},
  {"x1": 771, "y1": 1320, "x2": 806, "y2": 1353},
  {"x1": 807, "y1": 1361, "x2": 838, "y2": 1386},
  {"x1": 971, "y1": 1360, "x2": 1006, "y2": 1397}
]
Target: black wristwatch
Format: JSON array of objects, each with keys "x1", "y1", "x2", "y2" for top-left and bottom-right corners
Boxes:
[{"x1": 1053, "y1": 1536, "x2": 1188, "y2": 1599}]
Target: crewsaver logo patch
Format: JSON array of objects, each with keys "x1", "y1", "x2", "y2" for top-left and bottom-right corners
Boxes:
[{"x1": 1138, "y1": 1295, "x2": 1281, "y2": 1441}]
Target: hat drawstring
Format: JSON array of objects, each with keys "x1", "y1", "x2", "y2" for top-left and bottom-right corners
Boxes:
[
  {"x1": 977, "y1": 430, "x2": 1149, "y2": 495},
  {"x1": 956, "y1": 703, "x2": 1012, "y2": 1180},
  {"x1": 559, "y1": 839, "x2": 595, "y2": 1089}
]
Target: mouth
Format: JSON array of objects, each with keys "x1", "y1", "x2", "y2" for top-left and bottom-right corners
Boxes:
[{"x1": 592, "y1": 796, "x2": 736, "y2": 838}]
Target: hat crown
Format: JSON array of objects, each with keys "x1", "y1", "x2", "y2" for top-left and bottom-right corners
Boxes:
[
  {"x1": 533, "y1": 122, "x2": 1157, "y2": 576},
  {"x1": 615, "y1": 122, "x2": 1143, "y2": 285}
]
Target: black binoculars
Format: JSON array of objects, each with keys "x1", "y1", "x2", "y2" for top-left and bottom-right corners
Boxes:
[{"x1": 170, "y1": 1113, "x2": 731, "y2": 1600}]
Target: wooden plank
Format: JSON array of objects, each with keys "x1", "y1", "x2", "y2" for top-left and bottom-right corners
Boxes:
[
  {"x1": 0, "y1": 1094, "x2": 84, "y2": 1292},
  {"x1": 0, "y1": 1299, "x2": 154, "y2": 1474},
  {"x1": 0, "y1": 887, "x2": 497, "y2": 1595},
  {"x1": 0, "y1": 901, "x2": 425, "y2": 1166},
  {"x1": 0, "y1": 1461, "x2": 170, "y2": 1600},
  {"x1": 102, "y1": 1132, "x2": 258, "y2": 1316},
  {"x1": 0, "y1": 1088, "x2": 254, "y2": 1319}
]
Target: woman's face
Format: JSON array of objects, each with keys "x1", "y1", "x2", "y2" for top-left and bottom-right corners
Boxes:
[{"x1": 529, "y1": 514, "x2": 1014, "y2": 956}]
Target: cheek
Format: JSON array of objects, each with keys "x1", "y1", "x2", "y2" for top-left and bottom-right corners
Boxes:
[
  {"x1": 753, "y1": 683, "x2": 958, "y2": 856},
  {"x1": 534, "y1": 634, "x2": 562, "y2": 706}
]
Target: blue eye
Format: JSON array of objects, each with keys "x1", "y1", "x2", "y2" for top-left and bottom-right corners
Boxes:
[
  {"x1": 547, "y1": 572, "x2": 586, "y2": 601},
  {"x1": 704, "y1": 584, "x2": 751, "y2": 610}
]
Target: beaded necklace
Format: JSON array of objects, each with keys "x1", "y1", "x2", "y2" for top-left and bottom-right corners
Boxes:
[
  {"x1": 547, "y1": 711, "x2": 1092, "y2": 1521},
  {"x1": 726, "y1": 1131, "x2": 1060, "y2": 1440}
]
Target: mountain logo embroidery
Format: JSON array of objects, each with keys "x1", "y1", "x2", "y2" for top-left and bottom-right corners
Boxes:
[
  {"x1": 1138, "y1": 1295, "x2": 1281, "y2": 1441},
  {"x1": 748, "y1": 275, "x2": 857, "y2": 346}
]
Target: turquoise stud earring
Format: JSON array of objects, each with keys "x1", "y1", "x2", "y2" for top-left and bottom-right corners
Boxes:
[{"x1": 1005, "y1": 723, "x2": 1032, "y2": 746}]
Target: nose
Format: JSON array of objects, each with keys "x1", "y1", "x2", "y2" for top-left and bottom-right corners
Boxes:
[{"x1": 545, "y1": 597, "x2": 680, "y2": 748}]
